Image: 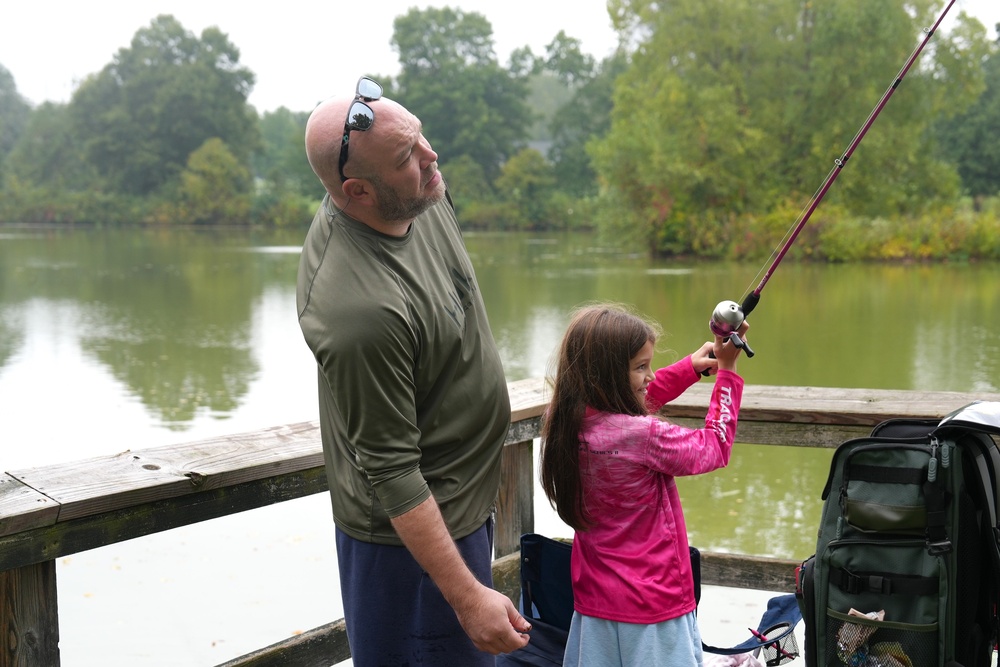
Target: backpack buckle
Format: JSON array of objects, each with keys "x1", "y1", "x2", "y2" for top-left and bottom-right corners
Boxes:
[{"x1": 926, "y1": 539, "x2": 952, "y2": 555}]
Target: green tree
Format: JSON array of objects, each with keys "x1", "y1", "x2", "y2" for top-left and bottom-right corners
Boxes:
[
  {"x1": 5, "y1": 102, "x2": 90, "y2": 190},
  {"x1": 0, "y1": 63, "x2": 31, "y2": 183},
  {"x1": 508, "y1": 46, "x2": 540, "y2": 79},
  {"x1": 69, "y1": 15, "x2": 259, "y2": 196},
  {"x1": 786, "y1": 0, "x2": 986, "y2": 212},
  {"x1": 174, "y1": 138, "x2": 252, "y2": 225},
  {"x1": 549, "y1": 51, "x2": 627, "y2": 197},
  {"x1": 542, "y1": 31, "x2": 596, "y2": 87},
  {"x1": 934, "y1": 40, "x2": 1000, "y2": 198},
  {"x1": 255, "y1": 106, "x2": 315, "y2": 197},
  {"x1": 595, "y1": 0, "x2": 798, "y2": 254},
  {"x1": 595, "y1": 0, "x2": 990, "y2": 256},
  {"x1": 495, "y1": 148, "x2": 556, "y2": 229},
  {"x1": 442, "y1": 154, "x2": 494, "y2": 208},
  {"x1": 390, "y1": 7, "x2": 530, "y2": 182}
]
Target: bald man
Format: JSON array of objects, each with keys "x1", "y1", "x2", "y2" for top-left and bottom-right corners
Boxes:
[{"x1": 296, "y1": 77, "x2": 531, "y2": 666}]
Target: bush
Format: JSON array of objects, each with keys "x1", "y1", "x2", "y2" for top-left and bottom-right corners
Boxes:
[
  {"x1": 459, "y1": 201, "x2": 518, "y2": 230},
  {"x1": 968, "y1": 197, "x2": 1000, "y2": 259},
  {"x1": 250, "y1": 191, "x2": 316, "y2": 227}
]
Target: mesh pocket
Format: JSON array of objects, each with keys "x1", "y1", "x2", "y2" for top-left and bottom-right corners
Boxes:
[
  {"x1": 758, "y1": 622, "x2": 799, "y2": 666},
  {"x1": 824, "y1": 609, "x2": 936, "y2": 667}
]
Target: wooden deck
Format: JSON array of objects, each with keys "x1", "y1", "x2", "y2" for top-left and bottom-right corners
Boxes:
[{"x1": 3, "y1": 380, "x2": 998, "y2": 666}]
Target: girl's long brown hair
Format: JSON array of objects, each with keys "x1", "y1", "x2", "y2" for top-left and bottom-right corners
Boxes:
[{"x1": 539, "y1": 304, "x2": 659, "y2": 531}]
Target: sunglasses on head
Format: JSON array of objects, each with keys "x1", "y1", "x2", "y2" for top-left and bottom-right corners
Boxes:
[{"x1": 338, "y1": 76, "x2": 383, "y2": 182}]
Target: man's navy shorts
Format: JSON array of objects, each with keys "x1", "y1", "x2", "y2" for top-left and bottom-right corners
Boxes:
[{"x1": 336, "y1": 519, "x2": 496, "y2": 667}]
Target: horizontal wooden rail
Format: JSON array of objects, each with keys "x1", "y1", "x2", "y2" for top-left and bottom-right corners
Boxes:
[
  {"x1": 2, "y1": 382, "x2": 997, "y2": 666},
  {"x1": 0, "y1": 378, "x2": 547, "y2": 570}
]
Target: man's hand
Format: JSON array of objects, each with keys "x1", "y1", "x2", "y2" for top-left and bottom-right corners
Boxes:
[
  {"x1": 452, "y1": 583, "x2": 532, "y2": 654},
  {"x1": 390, "y1": 496, "x2": 532, "y2": 654}
]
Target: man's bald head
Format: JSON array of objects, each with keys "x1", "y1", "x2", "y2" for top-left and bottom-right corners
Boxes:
[
  {"x1": 305, "y1": 96, "x2": 352, "y2": 194},
  {"x1": 302, "y1": 84, "x2": 444, "y2": 233},
  {"x1": 305, "y1": 94, "x2": 412, "y2": 194}
]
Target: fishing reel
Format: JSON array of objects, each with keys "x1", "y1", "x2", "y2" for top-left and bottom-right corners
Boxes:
[
  {"x1": 700, "y1": 299, "x2": 755, "y2": 377},
  {"x1": 710, "y1": 300, "x2": 755, "y2": 358}
]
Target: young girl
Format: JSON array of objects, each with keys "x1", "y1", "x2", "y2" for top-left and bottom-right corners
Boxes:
[{"x1": 540, "y1": 303, "x2": 748, "y2": 667}]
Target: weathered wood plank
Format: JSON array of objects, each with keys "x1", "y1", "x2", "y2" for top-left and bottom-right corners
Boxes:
[
  {"x1": 3, "y1": 383, "x2": 995, "y2": 574},
  {"x1": 491, "y1": 550, "x2": 522, "y2": 608},
  {"x1": 512, "y1": 378, "x2": 999, "y2": 429},
  {"x1": 6, "y1": 382, "x2": 992, "y2": 545},
  {"x1": 214, "y1": 619, "x2": 351, "y2": 667},
  {"x1": 0, "y1": 386, "x2": 546, "y2": 566},
  {"x1": 667, "y1": 417, "x2": 870, "y2": 448},
  {"x1": 508, "y1": 377, "x2": 548, "y2": 423},
  {"x1": 0, "y1": 560, "x2": 60, "y2": 667},
  {"x1": 661, "y1": 384, "x2": 1000, "y2": 425},
  {"x1": 0, "y1": 476, "x2": 59, "y2": 539},
  {"x1": 505, "y1": 416, "x2": 541, "y2": 446},
  {"x1": 0, "y1": 468, "x2": 328, "y2": 573},
  {"x1": 0, "y1": 386, "x2": 544, "y2": 543},
  {"x1": 6, "y1": 422, "x2": 324, "y2": 523},
  {"x1": 731, "y1": 421, "x2": 871, "y2": 448},
  {"x1": 0, "y1": 420, "x2": 540, "y2": 553},
  {"x1": 699, "y1": 550, "x2": 799, "y2": 593}
]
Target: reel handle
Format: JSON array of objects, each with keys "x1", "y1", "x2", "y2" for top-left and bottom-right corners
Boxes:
[{"x1": 728, "y1": 332, "x2": 755, "y2": 357}]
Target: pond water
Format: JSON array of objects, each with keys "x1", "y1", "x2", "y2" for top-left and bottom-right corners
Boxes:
[{"x1": 2, "y1": 225, "x2": 998, "y2": 664}]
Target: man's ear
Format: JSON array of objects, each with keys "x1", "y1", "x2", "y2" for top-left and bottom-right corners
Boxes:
[{"x1": 342, "y1": 178, "x2": 376, "y2": 208}]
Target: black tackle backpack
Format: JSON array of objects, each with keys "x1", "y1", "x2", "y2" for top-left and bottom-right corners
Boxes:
[{"x1": 796, "y1": 401, "x2": 1000, "y2": 667}]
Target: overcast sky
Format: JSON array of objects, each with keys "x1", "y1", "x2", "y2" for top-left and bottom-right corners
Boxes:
[{"x1": 1, "y1": 0, "x2": 997, "y2": 114}]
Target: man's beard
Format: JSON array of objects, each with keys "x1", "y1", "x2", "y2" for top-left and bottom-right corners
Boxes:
[{"x1": 371, "y1": 172, "x2": 445, "y2": 222}]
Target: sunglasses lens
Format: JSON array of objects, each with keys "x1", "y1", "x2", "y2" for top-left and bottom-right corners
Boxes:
[
  {"x1": 347, "y1": 101, "x2": 375, "y2": 131},
  {"x1": 356, "y1": 77, "x2": 382, "y2": 101}
]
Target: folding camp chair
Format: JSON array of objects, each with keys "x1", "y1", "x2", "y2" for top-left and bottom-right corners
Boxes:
[
  {"x1": 497, "y1": 533, "x2": 573, "y2": 666},
  {"x1": 498, "y1": 534, "x2": 801, "y2": 666}
]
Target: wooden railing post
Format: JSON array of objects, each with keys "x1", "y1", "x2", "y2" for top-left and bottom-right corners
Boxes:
[
  {"x1": 495, "y1": 380, "x2": 548, "y2": 559},
  {"x1": 1, "y1": 560, "x2": 60, "y2": 667},
  {"x1": 495, "y1": 437, "x2": 535, "y2": 558}
]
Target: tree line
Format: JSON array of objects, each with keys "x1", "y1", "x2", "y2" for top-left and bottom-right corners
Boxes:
[{"x1": 0, "y1": 2, "x2": 998, "y2": 260}]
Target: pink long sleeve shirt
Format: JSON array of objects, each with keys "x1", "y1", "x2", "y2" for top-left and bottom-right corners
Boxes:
[{"x1": 571, "y1": 356, "x2": 744, "y2": 624}]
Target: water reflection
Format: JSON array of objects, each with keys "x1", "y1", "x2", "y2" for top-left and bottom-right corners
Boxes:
[
  {"x1": 4, "y1": 230, "x2": 264, "y2": 429},
  {"x1": 0, "y1": 227, "x2": 312, "y2": 470},
  {"x1": 0, "y1": 308, "x2": 22, "y2": 371}
]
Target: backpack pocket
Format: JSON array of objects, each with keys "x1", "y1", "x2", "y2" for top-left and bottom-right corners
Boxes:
[
  {"x1": 820, "y1": 540, "x2": 943, "y2": 667},
  {"x1": 840, "y1": 444, "x2": 937, "y2": 538}
]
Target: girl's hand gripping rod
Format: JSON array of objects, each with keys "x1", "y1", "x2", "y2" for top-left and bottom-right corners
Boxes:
[{"x1": 702, "y1": 0, "x2": 955, "y2": 372}]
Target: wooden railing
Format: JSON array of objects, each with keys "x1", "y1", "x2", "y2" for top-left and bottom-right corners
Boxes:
[{"x1": 3, "y1": 380, "x2": 998, "y2": 666}]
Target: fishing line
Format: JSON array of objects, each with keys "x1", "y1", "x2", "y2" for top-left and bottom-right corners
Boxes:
[
  {"x1": 708, "y1": 0, "x2": 959, "y2": 360},
  {"x1": 737, "y1": 182, "x2": 829, "y2": 306}
]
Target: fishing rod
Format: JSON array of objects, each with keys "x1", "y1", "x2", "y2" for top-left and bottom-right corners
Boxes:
[{"x1": 708, "y1": 0, "x2": 958, "y2": 359}]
